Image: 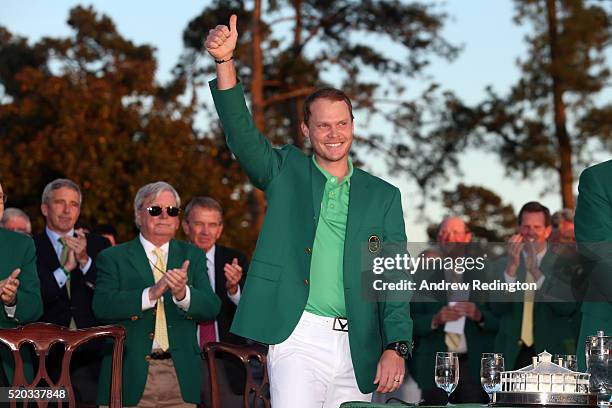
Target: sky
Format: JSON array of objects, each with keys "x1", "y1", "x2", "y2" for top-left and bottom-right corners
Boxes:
[{"x1": 2, "y1": 0, "x2": 608, "y2": 240}]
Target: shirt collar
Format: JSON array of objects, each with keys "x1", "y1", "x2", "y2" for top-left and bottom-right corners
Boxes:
[
  {"x1": 206, "y1": 245, "x2": 216, "y2": 264},
  {"x1": 312, "y1": 155, "x2": 353, "y2": 185},
  {"x1": 46, "y1": 226, "x2": 74, "y2": 245},
  {"x1": 139, "y1": 233, "x2": 170, "y2": 256}
]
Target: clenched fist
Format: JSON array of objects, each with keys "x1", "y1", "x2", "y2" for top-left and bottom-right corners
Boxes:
[{"x1": 205, "y1": 14, "x2": 238, "y2": 61}]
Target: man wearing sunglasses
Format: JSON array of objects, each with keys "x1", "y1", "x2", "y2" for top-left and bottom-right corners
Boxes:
[
  {"x1": 33, "y1": 178, "x2": 110, "y2": 404},
  {"x1": 0, "y1": 180, "x2": 43, "y2": 386},
  {"x1": 205, "y1": 16, "x2": 412, "y2": 407},
  {"x1": 93, "y1": 181, "x2": 221, "y2": 407}
]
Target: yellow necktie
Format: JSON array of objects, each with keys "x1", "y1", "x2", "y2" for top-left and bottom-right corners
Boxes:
[
  {"x1": 152, "y1": 248, "x2": 170, "y2": 351},
  {"x1": 520, "y1": 269, "x2": 535, "y2": 347},
  {"x1": 58, "y1": 237, "x2": 77, "y2": 329},
  {"x1": 445, "y1": 332, "x2": 462, "y2": 351}
]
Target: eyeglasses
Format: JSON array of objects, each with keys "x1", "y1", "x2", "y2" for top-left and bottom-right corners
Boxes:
[
  {"x1": 0, "y1": 193, "x2": 6, "y2": 204},
  {"x1": 146, "y1": 206, "x2": 181, "y2": 217}
]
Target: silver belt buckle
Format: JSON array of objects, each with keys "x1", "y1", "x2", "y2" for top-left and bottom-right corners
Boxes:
[{"x1": 332, "y1": 317, "x2": 348, "y2": 332}]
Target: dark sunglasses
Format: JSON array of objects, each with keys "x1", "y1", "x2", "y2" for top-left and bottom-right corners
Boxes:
[{"x1": 146, "y1": 206, "x2": 181, "y2": 217}]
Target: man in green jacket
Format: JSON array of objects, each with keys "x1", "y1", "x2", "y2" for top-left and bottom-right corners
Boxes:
[
  {"x1": 0, "y1": 181, "x2": 43, "y2": 385},
  {"x1": 574, "y1": 160, "x2": 612, "y2": 371},
  {"x1": 490, "y1": 202, "x2": 580, "y2": 370},
  {"x1": 410, "y1": 217, "x2": 496, "y2": 403},
  {"x1": 205, "y1": 15, "x2": 412, "y2": 407},
  {"x1": 93, "y1": 182, "x2": 221, "y2": 406}
]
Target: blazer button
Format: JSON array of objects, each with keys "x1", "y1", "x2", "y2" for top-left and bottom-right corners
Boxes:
[
  {"x1": 305, "y1": 247, "x2": 312, "y2": 254},
  {"x1": 186, "y1": 316, "x2": 193, "y2": 320},
  {"x1": 152, "y1": 309, "x2": 156, "y2": 316},
  {"x1": 144, "y1": 355, "x2": 151, "y2": 361},
  {"x1": 131, "y1": 316, "x2": 139, "y2": 321},
  {"x1": 149, "y1": 332, "x2": 154, "y2": 340},
  {"x1": 304, "y1": 279, "x2": 309, "y2": 285}
]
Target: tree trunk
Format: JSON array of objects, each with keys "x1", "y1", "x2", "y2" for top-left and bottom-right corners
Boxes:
[
  {"x1": 249, "y1": 0, "x2": 267, "y2": 231},
  {"x1": 289, "y1": 0, "x2": 305, "y2": 149},
  {"x1": 546, "y1": 0, "x2": 574, "y2": 209}
]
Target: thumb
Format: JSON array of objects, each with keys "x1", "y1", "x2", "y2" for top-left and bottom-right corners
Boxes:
[
  {"x1": 182, "y1": 260, "x2": 190, "y2": 271},
  {"x1": 229, "y1": 14, "x2": 238, "y2": 34},
  {"x1": 10, "y1": 268, "x2": 22, "y2": 279},
  {"x1": 373, "y1": 362, "x2": 381, "y2": 384},
  {"x1": 232, "y1": 257, "x2": 238, "y2": 266}
]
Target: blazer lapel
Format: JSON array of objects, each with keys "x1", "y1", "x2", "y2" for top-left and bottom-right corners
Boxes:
[
  {"x1": 344, "y1": 170, "x2": 369, "y2": 246},
  {"x1": 39, "y1": 232, "x2": 62, "y2": 272},
  {"x1": 127, "y1": 238, "x2": 155, "y2": 287},
  {"x1": 310, "y1": 158, "x2": 326, "y2": 226},
  {"x1": 214, "y1": 245, "x2": 225, "y2": 295}
]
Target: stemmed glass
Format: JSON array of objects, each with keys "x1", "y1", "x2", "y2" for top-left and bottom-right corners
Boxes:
[
  {"x1": 435, "y1": 352, "x2": 459, "y2": 405},
  {"x1": 481, "y1": 353, "x2": 504, "y2": 404}
]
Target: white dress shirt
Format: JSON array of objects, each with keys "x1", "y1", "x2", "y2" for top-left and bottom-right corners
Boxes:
[{"x1": 139, "y1": 234, "x2": 191, "y2": 350}]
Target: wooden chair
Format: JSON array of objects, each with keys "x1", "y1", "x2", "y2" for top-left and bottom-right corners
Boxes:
[
  {"x1": 204, "y1": 342, "x2": 270, "y2": 408},
  {"x1": 0, "y1": 322, "x2": 125, "y2": 408}
]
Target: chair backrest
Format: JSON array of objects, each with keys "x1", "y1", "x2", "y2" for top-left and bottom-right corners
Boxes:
[
  {"x1": 0, "y1": 322, "x2": 125, "y2": 408},
  {"x1": 204, "y1": 342, "x2": 270, "y2": 408}
]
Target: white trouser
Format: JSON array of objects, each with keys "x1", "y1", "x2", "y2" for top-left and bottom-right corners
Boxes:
[{"x1": 267, "y1": 311, "x2": 372, "y2": 408}]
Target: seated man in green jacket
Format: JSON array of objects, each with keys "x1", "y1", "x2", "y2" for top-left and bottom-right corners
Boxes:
[
  {"x1": 93, "y1": 181, "x2": 221, "y2": 407},
  {"x1": 410, "y1": 216, "x2": 496, "y2": 403},
  {"x1": 0, "y1": 181, "x2": 43, "y2": 385},
  {"x1": 205, "y1": 15, "x2": 413, "y2": 407}
]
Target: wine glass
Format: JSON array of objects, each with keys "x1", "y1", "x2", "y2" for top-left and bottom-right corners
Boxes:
[
  {"x1": 481, "y1": 353, "x2": 504, "y2": 404},
  {"x1": 435, "y1": 352, "x2": 459, "y2": 405}
]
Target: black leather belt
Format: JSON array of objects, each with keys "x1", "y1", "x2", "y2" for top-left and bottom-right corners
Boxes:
[{"x1": 149, "y1": 350, "x2": 172, "y2": 360}]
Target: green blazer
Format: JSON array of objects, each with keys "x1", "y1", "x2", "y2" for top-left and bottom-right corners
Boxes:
[
  {"x1": 92, "y1": 238, "x2": 221, "y2": 406},
  {"x1": 574, "y1": 159, "x2": 612, "y2": 371},
  {"x1": 210, "y1": 80, "x2": 413, "y2": 394},
  {"x1": 489, "y1": 251, "x2": 581, "y2": 369},
  {"x1": 409, "y1": 266, "x2": 499, "y2": 391},
  {"x1": 0, "y1": 228, "x2": 43, "y2": 383}
]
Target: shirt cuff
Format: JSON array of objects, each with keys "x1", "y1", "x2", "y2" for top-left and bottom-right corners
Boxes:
[
  {"x1": 504, "y1": 272, "x2": 517, "y2": 284},
  {"x1": 53, "y1": 268, "x2": 68, "y2": 288},
  {"x1": 535, "y1": 275, "x2": 545, "y2": 289},
  {"x1": 227, "y1": 286, "x2": 241, "y2": 306},
  {"x1": 142, "y1": 288, "x2": 157, "y2": 311},
  {"x1": 80, "y1": 257, "x2": 92, "y2": 274},
  {"x1": 4, "y1": 304, "x2": 16, "y2": 318},
  {"x1": 173, "y1": 286, "x2": 191, "y2": 311}
]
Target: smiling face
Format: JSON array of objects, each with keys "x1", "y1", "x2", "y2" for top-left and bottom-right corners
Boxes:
[
  {"x1": 519, "y1": 211, "x2": 551, "y2": 250},
  {"x1": 301, "y1": 98, "x2": 354, "y2": 171},
  {"x1": 41, "y1": 187, "x2": 81, "y2": 235},
  {"x1": 137, "y1": 190, "x2": 180, "y2": 247}
]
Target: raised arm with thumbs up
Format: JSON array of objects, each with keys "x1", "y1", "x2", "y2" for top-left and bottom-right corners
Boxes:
[{"x1": 205, "y1": 14, "x2": 239, "y2": 89}]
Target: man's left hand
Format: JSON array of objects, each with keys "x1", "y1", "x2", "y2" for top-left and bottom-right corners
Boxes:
[
  {"x1": 63, "y1": 229, "x2": 89, "y2": 268},
  {"x1": 166, "y1": 260, "x2": 189, "y2": 301},
  {"x1": 374, "y1": 349, "x2": 405, "y2": 393},
  {"x1": 224, "y1": 258, "x2": 242, "y2": 295}
]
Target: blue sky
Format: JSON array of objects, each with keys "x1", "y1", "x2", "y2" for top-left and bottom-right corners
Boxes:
[{"x1": 2, "y1": 0, "x2": 607, "y2": 240}]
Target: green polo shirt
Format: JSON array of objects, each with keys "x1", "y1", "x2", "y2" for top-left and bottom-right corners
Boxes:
[{"x1": 305, "y1": 156, "x2": 353, "y2": 318}]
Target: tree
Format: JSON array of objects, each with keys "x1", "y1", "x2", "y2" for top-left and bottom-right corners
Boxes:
[
  {"x1": 177, "y1": 0, "x2": 460, "y2": 229},
  {"x1": 426, "y1": 184, "x2": 517, "y2": 243},
  {"x1": 475, "y1": 0, "x2": 612, "y2": 208},
  {"x1": 0, "y1": 6, "x2": 256, "y2": 252}
]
